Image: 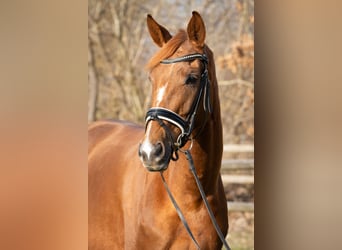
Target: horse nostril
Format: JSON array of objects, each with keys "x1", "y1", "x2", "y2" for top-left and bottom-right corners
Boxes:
[{"x1": 153, "y1": 142, "x2": 164, "y2": 158}]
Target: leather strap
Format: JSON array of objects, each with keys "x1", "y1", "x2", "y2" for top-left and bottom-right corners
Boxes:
[
  {"x1": 160, "y1": 53, "x2": 208, "y2": 65},
  {"x1": 160, "y1": 172, "x2": 201, "y2": 250},
  {"x1": 146, "y1": 107, "x2": 188, "y2": 135},
  {"x1": 159, "y1": 150, "x2": 231, "y2": 250},
  {"x1": 148, "y1": 53, "x2": 230, "y2": 249},
  {"x1": 184, "y1": 150, "x2": 231, "y2": 250}
]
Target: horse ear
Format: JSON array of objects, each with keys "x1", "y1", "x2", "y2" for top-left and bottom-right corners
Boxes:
[
  {"x1": 147, "y1": 14, "x2": 172, "y2": 47},
  {"x1": 187, "y1": 11, "x2": 206, "y2": 48}
]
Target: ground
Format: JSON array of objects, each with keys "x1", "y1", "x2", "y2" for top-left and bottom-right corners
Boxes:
[{"x1": 226, "y1": 211, "x2": 254, "y2": 250}]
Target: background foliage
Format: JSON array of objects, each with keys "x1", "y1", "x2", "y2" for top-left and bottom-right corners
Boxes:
[{"x1": 88, "y1": 0, "x2": 254, "y2": 144}]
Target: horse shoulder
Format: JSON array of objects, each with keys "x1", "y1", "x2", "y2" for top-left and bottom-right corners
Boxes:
[
  {"x1": 88, "y1": 120, "x2": 145, "y2": 250},
  {"x1": 88, "y1": 120, "x2": 143, "y2": 153}
]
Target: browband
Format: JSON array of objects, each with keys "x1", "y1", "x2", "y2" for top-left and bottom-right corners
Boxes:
[{"x1": 161, "y1": 53, "x2": 208, "y2": 64}]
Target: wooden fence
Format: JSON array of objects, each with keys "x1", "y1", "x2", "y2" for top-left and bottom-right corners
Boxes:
[{"x1": 222, "y1": 144, "x2": 254, "y2": 212}]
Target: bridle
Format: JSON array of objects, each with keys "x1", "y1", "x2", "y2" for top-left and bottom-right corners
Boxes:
[
  {"x1": 145, "y1": 53, "x2": 211, "y2": 152},
  {"x1": 143, "y1": 53, "x2": 231, "y2": 250}
]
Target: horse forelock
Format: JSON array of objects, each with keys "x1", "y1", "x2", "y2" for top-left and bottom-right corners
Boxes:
[{"x1": 146, "y1": 29, "x2": 188, "y2": 71}]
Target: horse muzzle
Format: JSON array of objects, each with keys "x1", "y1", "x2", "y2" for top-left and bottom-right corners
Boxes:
[{"x1": 138, "y1": 141, "x2": 171, "y2": 171}]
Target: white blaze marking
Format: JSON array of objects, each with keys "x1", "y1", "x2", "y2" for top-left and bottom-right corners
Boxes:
[
  {"x1": 141, "y1": 123, "x2": 153, "y2": 157},
  {"x1": 156, "y1": 84, "x2": 167, "y2": 106}
]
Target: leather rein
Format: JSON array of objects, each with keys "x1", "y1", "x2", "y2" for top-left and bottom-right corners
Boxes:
[{"x1": 144, "y1": 53, "x2": 230, "y2": 250}]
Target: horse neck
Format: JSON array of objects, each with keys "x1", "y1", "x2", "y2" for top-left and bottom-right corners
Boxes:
[
  {"x1": 167, "y1": 76, "x2": 223, "y2": 197},
  {"x1": 192, "y1": 87, "x2": 223, "y2": 188},
  {"x1": 192, "y1": 48, "x2": 223, "y2": 188},
  {"x1": 157, "y1": 47, "x2": 223, "y2": 199}
]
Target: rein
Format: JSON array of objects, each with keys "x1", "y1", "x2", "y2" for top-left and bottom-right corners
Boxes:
[
  {"x1": 145, "y1": 53, "x2": 230, "y2": 250},
  {"x1": 183, "y1": 149, "x2": 230, "y2": 250},
  {"x1": 160, "y1": 148, "x2": 231, "y2": 250}
]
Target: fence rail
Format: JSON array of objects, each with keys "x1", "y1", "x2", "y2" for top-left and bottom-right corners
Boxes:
[
  {"x1": 223, "y1": 144, "x2": 254, "y2": 211},
  {"x1": 222, "y1": 174, "x2": 254, "y2": 184},
  {"x1": 222, "y1": 144, "x2": 254, "y2": 171},
  {"x1": 221, "y1": 159, "x2": 254, "y2": 170},
  {"x1": 227, "y1": 201, "x2": 254, "y2": 212},
  {"x1": 223, "y1": 144, "x2": 254, "y2": 153}
]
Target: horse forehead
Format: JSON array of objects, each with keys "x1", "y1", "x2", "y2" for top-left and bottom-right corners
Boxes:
[
  {"x1": 152, "y1": 63, "x2": 174, "y2": 82},
  {"x1": 178, "y1": 39, "x2": 198, "y2": 53},
  {"x1": 156, "y1": 55, "x2": 202, "y2": 77},
  {"x1": 150, "y1": 41, "x2": 203, "y2": 83}
]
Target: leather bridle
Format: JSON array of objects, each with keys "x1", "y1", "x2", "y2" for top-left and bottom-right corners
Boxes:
[
  {"x1": 145, "y1": 53, "x2": 211, "y2": 151},
  {"x1": 143, "y1": 53, "x2": 231, "y2": 250}
]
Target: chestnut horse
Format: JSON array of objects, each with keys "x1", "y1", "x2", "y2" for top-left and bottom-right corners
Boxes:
[{"x1": 89, "y1": 11, "x2": 228, "y2": 249}]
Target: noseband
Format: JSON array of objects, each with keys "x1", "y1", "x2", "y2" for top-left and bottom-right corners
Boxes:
[{"x1": 145, "y1": 53, "x2": 211, "y2": 150}]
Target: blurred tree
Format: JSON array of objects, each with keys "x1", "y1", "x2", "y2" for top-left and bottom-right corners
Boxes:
[
  {"x1": 88, "y1": 0, "x2": 254, "y2": 144},
  {"x1": 88, "y1": 0, "x2": 157, "y2": 122}
]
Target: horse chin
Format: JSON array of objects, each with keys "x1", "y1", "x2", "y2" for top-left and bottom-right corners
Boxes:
[{"x1": 143, "y1": 159, "x2": 170, "y2": 172}]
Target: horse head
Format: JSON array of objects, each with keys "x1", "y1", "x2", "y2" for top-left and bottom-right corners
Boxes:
[{"x1": 139, "y1": 12, "x2": 211, "y2": 171}]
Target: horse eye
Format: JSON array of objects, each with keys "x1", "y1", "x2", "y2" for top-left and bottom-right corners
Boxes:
[{"x1": 185, "y1": 75, "x2": 198, "y2": 85}]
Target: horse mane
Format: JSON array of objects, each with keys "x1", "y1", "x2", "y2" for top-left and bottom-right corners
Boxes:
[{"x1": 146, "y1": 29, "x2": 188, "y2": 71}]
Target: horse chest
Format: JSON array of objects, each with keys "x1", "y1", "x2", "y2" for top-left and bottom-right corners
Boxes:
[{"x1": 130, "y1": 198, "x2": 221, "y2": 250}]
